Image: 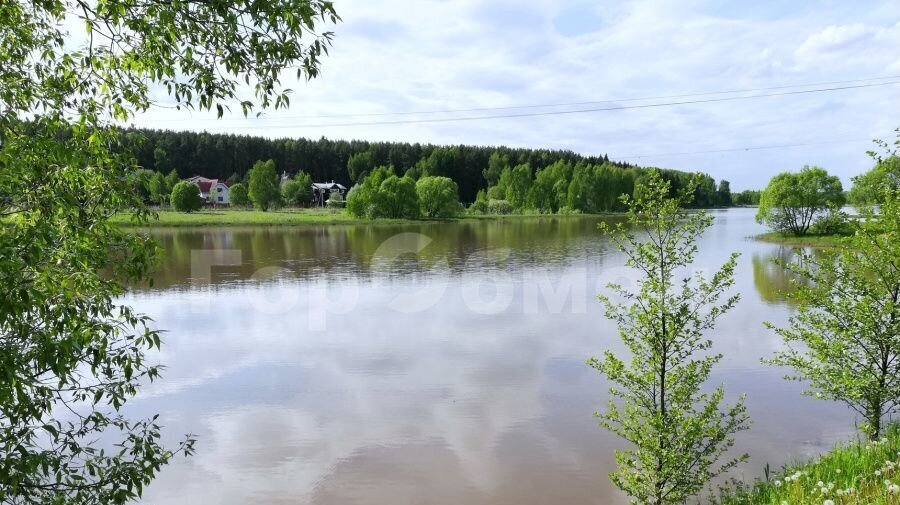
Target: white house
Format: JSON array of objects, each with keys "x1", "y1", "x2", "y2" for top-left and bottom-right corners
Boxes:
[{"x1": 186, "y1": 176, "x2": 232, "y2": 205}]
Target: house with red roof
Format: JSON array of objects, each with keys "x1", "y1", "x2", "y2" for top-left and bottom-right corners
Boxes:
[{"x1": 185, "y1": 176, "x2": 232, "y2": 205}]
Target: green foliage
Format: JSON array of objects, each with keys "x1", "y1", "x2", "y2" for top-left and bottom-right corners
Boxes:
[
  {"x1": 346, "y1": 166, "x2": 420, "y2": 219},
  {"x1": 589, "y1": 170, "x2": 748, "y2": 504},
  {"x1": 565, "y1": 162, "x2": 636, "y2": 213},
  {"x1": 0, "y1": 0, "x2": 338, "y2": 501},
  {"x1": 146, "y1": 171, "x2": 167, "y2": 204},
  {"x1": 228, "y1": 182, "x2": 249, "y2": 206},
  {"x1": 505, "y1": 163, "x2": 533, "y2": 209},
  {"x1": 808, "y1": 208, "x2": 851, "y2": 235},
  {"x1": 483, "y1": 151, "x2": 510, "y2": 186},
  {"x1": 527, "y1": 160, "x2": 571, "y2": 213},
  {"x1": 248, "y1": 159, "x2": 281, "y2": 211},
  {"x1": 119, "y1": 127, "x2": 732, "y2": 206},
  {"x1": 732, "y1": 189, "x2": 761, "y2": 206},
  {"x1": 717, "y1": 179, "x2": 732, "y2": 206},
  {"x1": 756, "y1": 166, "x2": 845, "y2": 236},
  {"x1": 486, "y1": 199, "x2": 514, "y2": 215},
  {"x1": 281, "y1": 179, "x2": 302, "y2": 205},
  {"x1": 325, "y1": 191, "x2": 345, "y2": 209},
  {"x1": 469, "y1": 189, "x2": 489, "y2": 214},
  {"x1": 849, "y1": 156, "x2": 900, "y2": 205},
  {"x1": 164, "y1": 169, "x2": 181, "y2": 196},
  {"x1": 347, "y1": 151, "x2": 375, "y2": 182},
  {"x1": 714, "y1": 424, "x2": 900, "y2": 505},
  {"x1": 281, "y1": 171, "x2": 314, "y2": 206},
  {"x1": 170, "y1": 181, "x2": 202, "y2": 212},
  {"x1": 765, "y1": 187, "x2": 900, "y2": 440},
  {"x1": 416, "y1": 176, "x2": 462, "y2": 218},
  {"x1": 153, "y1": 146, "x2": 170, "y2": 172},
  {"x1": 376, "y1": 175, "x2": 420, "y2": 219}
]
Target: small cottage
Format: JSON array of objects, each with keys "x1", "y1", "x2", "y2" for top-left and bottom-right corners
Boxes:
[
  {"x1": 186, "y1": 176, "x2": 232, "y2": 205},
  {"x1": 312, "y1": 181, "x2": 347, "y2": 207}
]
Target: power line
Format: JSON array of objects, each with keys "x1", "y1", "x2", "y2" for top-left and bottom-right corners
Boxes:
[
  {"x1": 271, "y1": 75, "x2": 900, "y2": 119},
  {"x1": 241, "y1": 80, "x2": 899, "y2": 128},
  {"x1": 144, "y1": 74, "x2": 900, "y2": 124},
  {"x1": 616, "y1": 137, "x2": 874, "y2": 159}
]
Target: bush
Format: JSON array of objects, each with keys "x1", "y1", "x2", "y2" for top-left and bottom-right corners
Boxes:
[
  {"x1": 346, "y1": 166, "x2": 419, "y2": 219},
  {"x1": 557, "y1": 205, "x2": 582, "y2": 215},
  {"x1": 280, "y1": 179, "x2": 303, "y2": 206},
  {"x1": 486, "y1": 199, "x2": 513, "y2": 215},
  {"x1": 416, "y1": 176, "x2": 462, "y2": 218},
  {"x1": 228, "y1": 182, "x2": 249, "y2": 206},
  {"x1": 170, "y1": 181, "x2": 201, "y2": 212},
  {"x1": 326, "y1": 192, "x2": 345, "y2": 209},
  {"x1": 809, "y1": 208, "x2": 851, "y2": 235}
]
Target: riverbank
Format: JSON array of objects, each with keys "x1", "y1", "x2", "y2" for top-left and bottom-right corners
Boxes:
[
  {"x1": 753, "y1": 231, "x2": 849, "y2": 247},
  {"x1": 112, "y1": 209, "x2": 422, "y2": 227},
  {"x1": 714, "y1": 425, "x2": 900, "y2": 504},
  {"x1": 111, "y1": 209, "x2": 611, "y2": 227}
]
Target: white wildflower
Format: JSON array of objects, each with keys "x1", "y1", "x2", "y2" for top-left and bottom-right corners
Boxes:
[
  {"x1": 823, "y1": 500, "x2": 834, "y2": 505},
  {"x1": 774, "y1": 480, "x2": 782, "y2": 487},
  {"x1": 817, "y1": 480, "x2": 824, "y2": 487},
  {"x1": 889, "y1": 483, "x2": 900, "y2": 494}
]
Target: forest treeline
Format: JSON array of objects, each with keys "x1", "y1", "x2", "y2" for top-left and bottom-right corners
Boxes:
[{"x1": 122, "y1": 128, "x2": 746, "y2": 206}]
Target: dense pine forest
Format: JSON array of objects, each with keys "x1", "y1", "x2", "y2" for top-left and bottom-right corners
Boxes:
[{"x1": 123, "y1": 128, "x2": 738, "y2": 206}]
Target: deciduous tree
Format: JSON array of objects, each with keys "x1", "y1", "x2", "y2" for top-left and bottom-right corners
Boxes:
[
  {"x1": 590, "y1": 170, "x2": 748, "y2": 505},
  {"x1": 0, "y1": 0, "x2": 338, "y2": 502},
  {"x1": 248, "y1": 159, "x2": 281, "y2": 211},
  {"x1": 756, "y1": 166, "x2": 845, "y2": 236},
  {"x1": 416, "y1": 176, "x2": 462, "y2": 218}
]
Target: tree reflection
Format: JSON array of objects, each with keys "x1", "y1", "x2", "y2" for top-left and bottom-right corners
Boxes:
[{"x1": 752, "y1": 247, "x2": 817, "y2": 306}]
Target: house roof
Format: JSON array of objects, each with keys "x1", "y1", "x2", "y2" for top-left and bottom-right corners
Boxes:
[
  {"x1": 186, "y1": 176, "x2": 231, "y2": 193},
  {"x1": 312, "y1": 181, "x2": 347, "y2": 191}
]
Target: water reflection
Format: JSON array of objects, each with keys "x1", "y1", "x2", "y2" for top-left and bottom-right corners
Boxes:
[
  {"x1": 127, "y1": 209, "x2": 857, "y2": 505},
  {"x1": 141, "y1": 216, "x2": 626, "y2": 291}
]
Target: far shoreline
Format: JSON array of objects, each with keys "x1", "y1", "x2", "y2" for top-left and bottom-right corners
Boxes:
[{"x1": 112, "y1": 208, "x2": 622, "y2": 228}]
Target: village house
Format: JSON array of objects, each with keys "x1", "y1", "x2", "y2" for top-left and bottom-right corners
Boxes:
[
  {"x1": 186, "y1": 176, "x2": 232, "y2": 205},
  {"x1": 312, "y1": 181, "x2": 347, "y2": 207}
]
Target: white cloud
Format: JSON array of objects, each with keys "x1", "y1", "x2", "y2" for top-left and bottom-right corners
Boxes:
[{"x1": 128, "y1": 0, "x2": 900, "y2": 190}]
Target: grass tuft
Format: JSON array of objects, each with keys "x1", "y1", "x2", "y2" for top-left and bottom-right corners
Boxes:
[{"x1": 713, "y1": 425, "x2": 900, "y2": 504}]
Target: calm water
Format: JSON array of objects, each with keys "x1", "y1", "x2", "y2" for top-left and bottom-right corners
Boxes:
[{"x1": 128, "y1": 208, "x2": 855, "y2": 505}]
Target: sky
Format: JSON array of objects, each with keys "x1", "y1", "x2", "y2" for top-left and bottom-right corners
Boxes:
[{"x1": 131, "y1": 0, "x2": 900, "y2": 190}]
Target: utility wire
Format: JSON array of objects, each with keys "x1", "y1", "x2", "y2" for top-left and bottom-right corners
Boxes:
[
  {"x1": 144, "y1": 74, "x2": 900, "y2": 123},
  {"x1": 231, "y1": 80, "x2": 899, "y2": 128},
  {"x1": 274, "y1": 75, "x2": 900, "y2": 119},
  {"x1": 617, "y1": 137, "x2": 874, "y2": 159}
]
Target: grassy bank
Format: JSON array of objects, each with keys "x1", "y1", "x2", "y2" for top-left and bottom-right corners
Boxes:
[
  {"x1": 715, "y1": 425, "x2": 900, "y2": 504},
  {"x1": 754, "y1": 231, "x2": 850, "y2": 248},
  {"x1": 112, "y1": 208, "x2": 611, "y2": 227},
  {"x1": 112, "y1": 209, "x2": 416, "y2": 227}
]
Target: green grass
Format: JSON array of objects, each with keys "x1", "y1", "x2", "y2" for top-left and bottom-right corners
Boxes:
[
  {"x1": 714, "y1": 425, "x2": 900, "y2": 505},
  {"x1": 112, "y1": 208, "x2": 417, "y2": 227},
  {"x1": 111, "y1": 208, "x2": 612, "y2": 227},
  {"x1": 753, "y1": 231, "x2": 851, "y2": 248}
]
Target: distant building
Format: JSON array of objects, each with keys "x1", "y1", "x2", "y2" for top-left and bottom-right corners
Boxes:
[
  {"x1": 312, "y1": 181, "x2": 347, "y2": 207},
  {"x1": 280, "y1": 171, "x2": 290, "y2": 187},
  {"x1": 186, "y1": 176, "x2": 232, "y2": 205}
]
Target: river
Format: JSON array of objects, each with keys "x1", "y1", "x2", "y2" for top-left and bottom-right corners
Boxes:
[{"x1": 128, "y1": 207, "x2": 854, "y2": 504}]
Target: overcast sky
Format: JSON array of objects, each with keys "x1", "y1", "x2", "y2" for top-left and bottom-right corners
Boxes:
[{"x1": 132, "y1": 0, "x2": 900, "y2": 190}]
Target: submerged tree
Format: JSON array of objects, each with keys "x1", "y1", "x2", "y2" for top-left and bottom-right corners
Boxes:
[
  {"x1": 590, "y1": 170, "x2": 748, "y2": 504},
  {"x1": 0, "y1": 0, "x2": 339, "y2": 503},
  {"x1": 756, "y1": 166, "x2": 845, "y2": 236},
  {"x1": 766, "y1": 146, "x2": 900, "y2": 440}
]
